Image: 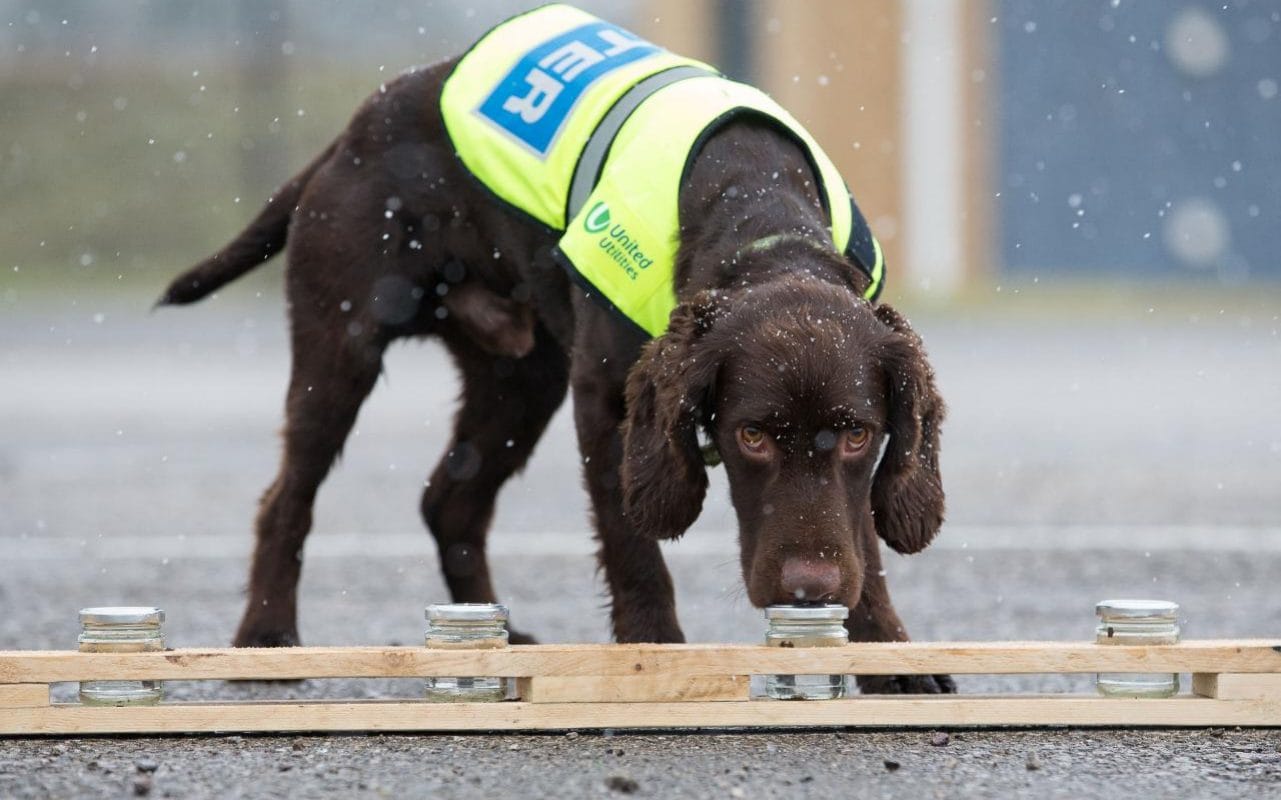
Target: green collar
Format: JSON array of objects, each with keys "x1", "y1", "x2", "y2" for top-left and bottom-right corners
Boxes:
[{"x1": 735, "y1": 232, "x2": 837, "y2": 264}]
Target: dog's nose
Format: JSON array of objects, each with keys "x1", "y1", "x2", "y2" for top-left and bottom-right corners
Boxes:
[{"x1": 779, "y1": 558, "x2": 842, "y2": 602}]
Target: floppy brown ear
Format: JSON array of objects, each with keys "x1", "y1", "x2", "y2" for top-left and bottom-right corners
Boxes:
[
  {"x1": 870, "y1": 304, "x2": 946, "y2": 554},
  {"x1": 620, "y1": 292, "x2": 725, "y2": 540}
]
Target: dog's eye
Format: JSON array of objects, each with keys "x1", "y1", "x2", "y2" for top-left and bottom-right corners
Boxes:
[
  {"x1": 841, "y1": 426, "x2": 870, "y2": 455},
  {"x1": 738, "y1": 424, "x2": 769, "y2": 454}
]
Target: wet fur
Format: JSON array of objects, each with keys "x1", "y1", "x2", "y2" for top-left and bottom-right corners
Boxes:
[{"x1": 159, "y1": 55, "x2": 953, "y2": 694}]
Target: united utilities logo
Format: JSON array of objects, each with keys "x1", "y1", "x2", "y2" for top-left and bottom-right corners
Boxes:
[
  {"x1": 584, "y1": 201, "x2": 611, "y2": 233},
  {"x1": 585, "y1": 202, "x2": 653, "y2": 280}
]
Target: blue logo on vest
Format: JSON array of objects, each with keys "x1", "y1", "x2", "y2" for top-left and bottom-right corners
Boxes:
[{"x1": 478, "y1": 22, "x2": 660, "y2": 157}]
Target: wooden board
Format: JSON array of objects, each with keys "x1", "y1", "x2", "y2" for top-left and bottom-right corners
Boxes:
[
  {"x1": 1193, "y1": 673, "x2": 1281, "y2": 700},
  {"x1": 4, "y1": 696, "x2": 1278, "y2": 735},
  {"x1": 3, "y1": 640, "x2": 1279, "y2": 683},
  {"x1": 3, "y1": 641, "x2": 1278, "y2": 735},
  {"x1": 0, "y1": 684, "x2": 49, "y2": 709},
  {"x1": 516, "y1": 674, "x2": 749, "y2": 703}
]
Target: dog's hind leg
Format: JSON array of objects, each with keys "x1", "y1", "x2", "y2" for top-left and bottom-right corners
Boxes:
[
  {"x1": 421, "y1": 326, "x2": 568, "y2": 643},
  {"x1": 233, "y1": 314, "x2": 387, "y2": 648}
]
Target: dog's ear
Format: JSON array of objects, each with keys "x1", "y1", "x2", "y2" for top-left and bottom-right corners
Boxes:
[
  {"x1": 870, "y1": 304, "x2": 946, "y2": 554},
  {"x1": 440, "y1": 282, "x2": 536, "y2": 358},
  {"x1": 620, "y1": 291, "x2": 726, "y2": 540}
]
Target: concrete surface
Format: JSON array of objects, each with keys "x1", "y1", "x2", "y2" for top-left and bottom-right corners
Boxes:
[{"x1": 1, "y1": 288, "x2": 1280, "y2": 798}]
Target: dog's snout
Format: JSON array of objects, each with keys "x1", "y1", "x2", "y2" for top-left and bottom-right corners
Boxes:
[{"x1": 779, "y1": 558, "x2": 842, "y2": 601}]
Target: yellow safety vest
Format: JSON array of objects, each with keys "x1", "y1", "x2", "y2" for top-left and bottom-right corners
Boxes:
[{"x1": 441, "y1": 3, "x2": 884, "y2": 337}]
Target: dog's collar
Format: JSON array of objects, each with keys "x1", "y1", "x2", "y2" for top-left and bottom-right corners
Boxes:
[{"x1": 735, "y1": 232, "x2": 836, "y2": 264}]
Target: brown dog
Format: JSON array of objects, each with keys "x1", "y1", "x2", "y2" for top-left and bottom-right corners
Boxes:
[{"x1": 160, "y1": 22, "x2": 952, "y2": 694}]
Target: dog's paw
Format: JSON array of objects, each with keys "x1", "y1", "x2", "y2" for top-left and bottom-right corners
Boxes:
[
  {"x1": 507, "y1": 628, "x2": 539, "y2": 645},
  {"x1": 232, "y1": 628, "x2": 300, "y2": 648},
  {"x1": 857, "y1": 674, "x2": 957, "y2": 695},
  {"x1": 613, "y1": 622, "x2": 686, "y2": 644}
]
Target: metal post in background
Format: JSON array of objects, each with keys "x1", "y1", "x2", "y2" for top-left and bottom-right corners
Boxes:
[{"x1": 714, "y1": 0, "x2": 756, "y2": 84}]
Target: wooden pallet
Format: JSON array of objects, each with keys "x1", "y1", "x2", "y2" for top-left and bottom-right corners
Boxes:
[{"x1": 2, "y1": 640, "x2": 1279, "y2": 735}]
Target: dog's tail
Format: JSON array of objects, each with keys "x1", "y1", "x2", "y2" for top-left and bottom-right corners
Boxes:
[{"x1": 156, "y1": 141, "x2": 336, "y2": 306}]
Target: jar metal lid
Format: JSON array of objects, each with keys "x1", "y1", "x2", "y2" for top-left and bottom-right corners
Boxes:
[
  {"x1": 1095, "y1": 599, "x2": 1179, "y2": 620},
  {"x1": 78, "y1": 607, "x2": 165, "y2": 625},
  {"x1": 426, "y1": 603, "x2": 509, "y2": 622},
  {"x1": 765, "y1": 603, "x2": 849, "y2": 621}
]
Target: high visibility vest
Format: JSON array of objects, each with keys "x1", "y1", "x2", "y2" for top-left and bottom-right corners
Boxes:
[{"x1": 441, "y1": 3, "x2": 884, "y2": 337}]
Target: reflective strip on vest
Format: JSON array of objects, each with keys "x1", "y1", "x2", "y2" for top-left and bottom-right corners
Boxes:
[{"x1": 441, "y1": 3, "x2": 884, "y2": 337}]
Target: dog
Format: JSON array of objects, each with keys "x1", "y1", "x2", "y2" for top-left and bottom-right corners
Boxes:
[{"x1": 159, "y1": 4, "x2": 952, "y2": 693}]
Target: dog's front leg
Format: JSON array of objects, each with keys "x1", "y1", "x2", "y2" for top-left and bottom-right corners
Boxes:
[
  {"x1": 570, "y1": 303, "x2": 685, "y2": 644},
  {"x1": 846, "y1": 525, "x2": 956, "y2": 694}
]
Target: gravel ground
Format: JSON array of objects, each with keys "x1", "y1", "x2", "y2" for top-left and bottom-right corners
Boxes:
[
  {"x1": 2, "y1": 290, "x2": 1280, "y2": 798},
  {"x1": 3, "y1": 728, "x2": 1280, "y2": 800}
]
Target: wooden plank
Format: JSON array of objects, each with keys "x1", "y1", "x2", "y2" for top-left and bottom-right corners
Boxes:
[
  {"x1": 2, "y1": 696, "x2": 1278, "y2": 735},
  {"x1": 0, "y1": 684, "x2": 48, "y2": 708},
  {"x1": 516, "y1": 675, "x2": 749, "y2": 703},
  {"x1": 2, "y1": 641, "x2": 1278, "y2": 683},
  {"x1": 1193, "y1": 673, "x2": 1281, "y2": 700}
]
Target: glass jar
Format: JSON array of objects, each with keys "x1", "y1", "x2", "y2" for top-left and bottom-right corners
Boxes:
[
  {"x1": 424, "y1": 603, "x2": 510, "y2": 702},
  {"x1": 1095, "y1": 599, "x2": 1180, "y2": 698},
  {"x1": 763, "y1": 604, "x2": 849, "y2": 700},
  {"x1": 77, "y1": 607, "x2": 165, "y2": 706}
]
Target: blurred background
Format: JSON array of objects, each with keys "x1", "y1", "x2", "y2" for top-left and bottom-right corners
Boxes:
[
  {"x1": 1, "y1": 1, "x2": 1279, "y2": 651},
  {"x1": 3, "y1": 0, "x2": 1279, "y2": 297}
]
